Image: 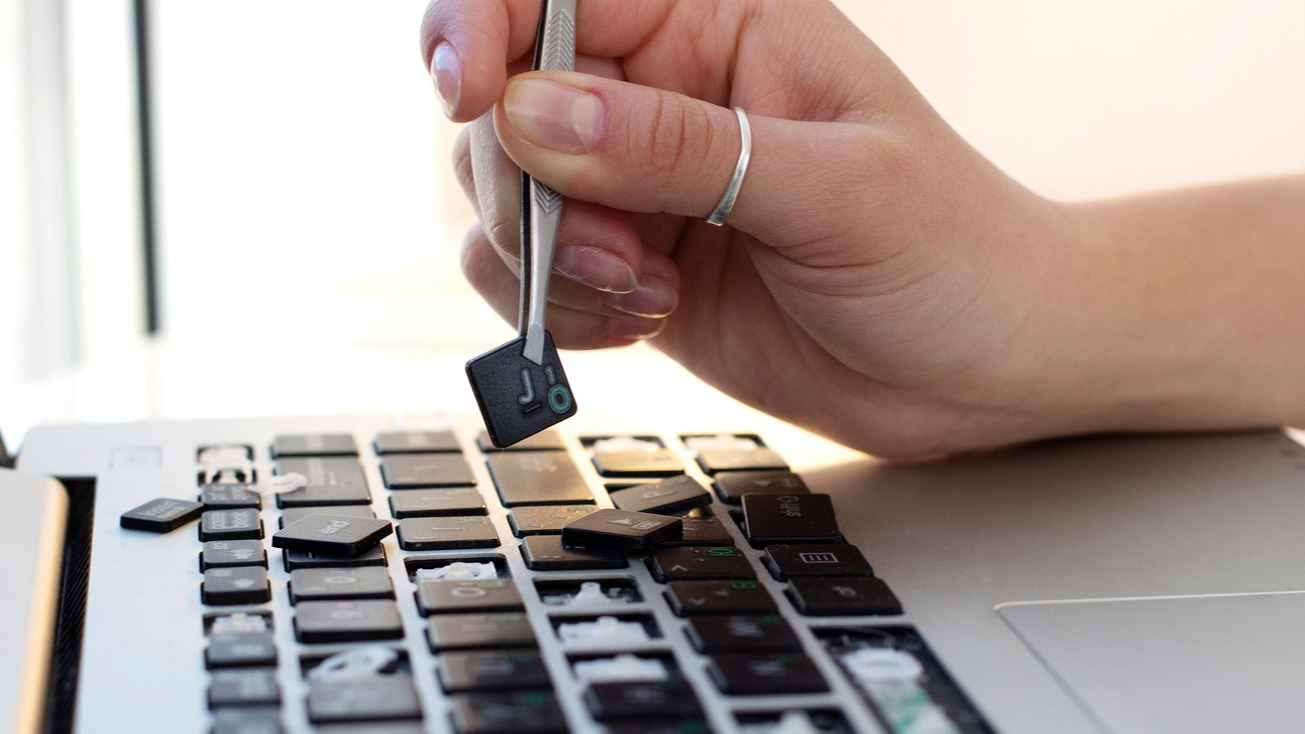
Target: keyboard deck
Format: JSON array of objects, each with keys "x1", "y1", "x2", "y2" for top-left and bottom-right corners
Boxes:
[{"x1": 106, "y1": 424, "x2": 994, "y2": 734}]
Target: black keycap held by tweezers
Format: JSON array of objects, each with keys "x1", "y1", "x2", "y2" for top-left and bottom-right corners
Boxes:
[{"x1": 466, "y1": 333, "x2": 577, "y2": 449}]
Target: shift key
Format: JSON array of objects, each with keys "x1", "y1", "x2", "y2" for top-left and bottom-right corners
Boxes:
[{"x1": 741, "y1": 493, "x2": 841, "y2": 547}]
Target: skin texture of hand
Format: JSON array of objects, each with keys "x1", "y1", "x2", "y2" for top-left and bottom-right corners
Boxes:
[{"x1": 421, "y1": 0, "x2": 1305, "y2": 458}]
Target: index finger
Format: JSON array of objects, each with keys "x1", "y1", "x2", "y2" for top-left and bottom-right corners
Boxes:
[{"x1": 419, "y1": 0, "x2": 693, "y2": 121}]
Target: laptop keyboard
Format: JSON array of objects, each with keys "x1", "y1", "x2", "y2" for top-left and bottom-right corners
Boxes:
[{"x1": 151, "y1": 428, "x2": 996, "y2": 733}]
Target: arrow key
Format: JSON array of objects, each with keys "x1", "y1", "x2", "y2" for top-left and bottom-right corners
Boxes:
[{"x1": 561, "y1": 509, "x2": 682, "y2": 550}]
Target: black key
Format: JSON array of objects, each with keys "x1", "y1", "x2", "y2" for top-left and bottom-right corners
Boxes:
[
  {"x1": 389, "y1": 487, "x2": 487, "y2": 518},
  {"x1": 608, "y1": 476, "x2": 711, "y2": 515},
  {"x1": 519, "y1": 535, "x2": 628, "y2": 571},
  {"x1": 307, "y1": 675, "x2": 422, "y2": 724},
  {"x1": 712, "y1": 471, "x2": 809, "y2": 504},
  {"x1": 375, "y1": 430, "x2": 461, "y2": 454},
  {"x1": 397, "y1": 516, "x2": 499, "y2": 551},
  {"x1": 476, "y1": 430, "x2": 565, "y2": 453},
  {"x1": 684, "y1": 615, "x2": 802, "y2": 653},
  {"x1": 438, "y1": 650, "x2": 551, "y2": 692},
  {"x1": 487, "y1": 452, "x2": 592, "y2": 506},
  {"x1": 289, "y1": 567, "x2": 395, "y2": 603},
  {"x1": 381, "y1": 453, "x2": 476, "y2": 489},
  {"x1": 272, "y1": 433, "x2": 357, "y2": 457},
  {"x1": 507, "y1": 504, "x2": 597, "y2": 536},
  {"x1": 274, "y1": 457, "x2": 370, "y2": 508},
  {"x1": 272, "y1": 514, "x2": 393, "y2": 556},
  {"x1": 449, "y1": 691, "x2": 567, "y2": 734},
  {"x1": 202, "y1": 566, "x2": 272, "y2": 606},
  {"x1": 200, "y1": 508, "x2": 264, "y2": 542},
  {"x1": 466, "y1": 332, "x2": 577, "y2": 449},
  {"x1": 741, "y1": 493, "x2": 841, "y2": 546},
  {"x1": 200, "y1": 539, "x2": 268, "y2": 571},
  {"x1": 427, "y1": 613, "x2": 537, "y2": 651},
  {"x1": 591, "y1": 449, "x2": 684, "y2": 477},
  {"x1": 604, "y1": 722, "x2": 711, "y2": 734},
  {"x1": 584, "y1": 678, "x2": 703, "y2": 720},
  {"x1": 763, "y1": 544, "x2": 873, "y2": 580},
  {"x1": 561, "y1": 509, "x2": 682, "y2": 550},
  {"x1": 211, "y1": 708, "x2": 283, "y2": 734},
  {"x1": 280, "y1": 505, "x2": 376, "y2": 528},
  {"x1": 661, "y1": 516, "x2": 734, "y2": 547},
  {"x1": 208, "y1": 668, "x2": 281, "y2": 708},
  {"x1": 276, "y1": 485, "x2": 372, "y2": 509},
  {"x1": 200, "y1": 483, "x2": 263, "y2": 509},
  {"x1": 314, "y1": 723, "x2": 423, "y2": 734},
  {"x1": 786, "y1": 576, "x2": 903, "y2": 616},
  {"x1": 294, "y1": 600, "x2": 404, "y2": 643},
  {"x1": 120, "y1": 497, "x2": 204, "y2": 533},
  {"x1": 648, "y1": 546, "x2": 754, "y2": 582},
  {"x1": 707, "y1": 652, "x2": 828, "y2": 695},
  {"x1": 416, "y1": 579, "x2": 524, "y2": 616},
  {"x1": 205, "y1": 631, "x2": 277, "y2": 669},
  {"x1": 283, "y1": 545, "x2": 386, "y2": 571},
  {"x1": 665, "y1": 580, "x2": 777, "y2": 616},
  {"x1": 691, "y1": 443, "x2": 788, "y2": 475}
]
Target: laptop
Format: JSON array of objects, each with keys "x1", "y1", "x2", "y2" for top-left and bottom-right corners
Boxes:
[{"x1": 5, "y1": 388, "x2": 1305, "y2": 734}]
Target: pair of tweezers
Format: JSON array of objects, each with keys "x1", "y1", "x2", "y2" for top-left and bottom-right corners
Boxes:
[{"x1": 518, "y1": 0, "x2": 577, "y2": 365}]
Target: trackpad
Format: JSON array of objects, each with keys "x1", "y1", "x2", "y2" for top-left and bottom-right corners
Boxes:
[{"x1": 998, "y1": 593, "x2": 1305, "y2": 734}]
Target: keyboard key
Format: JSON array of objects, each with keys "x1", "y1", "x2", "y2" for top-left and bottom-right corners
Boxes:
[
  {"x1": 388, "y1": 487, "x2": 487, "y2": 518},
  {"x1": 211, "y1": 708, "x2": 283, "y2": 734},
  {"x1": 684, "y1": 435, "x2": 787, "y2": 475},
  {"x1": 561, "y1": 509, "x2": 682, "y2": 550},
  {"x1": 294, "y1": 600, "x2": 404, "y2": 643},
  {"x1": 276, "y1": 483, "x2": 372, "y2": 508},
  {"x1": 648, "y1": 546, "x2": 755, "y2": 581},
  {"x1": 205, "y1": 631, "x2": 277, "y2": 669},
  {"x1": 120, "y1": 497, "x2": 204, "y2": 533},
  {"x1": 280, "y1": 505, "x2": 376, "y2": 528},
  {"x1": 289, "y1": 567, "x2": 395, "y2": 603},
  {"x1": 381, "y1": 453, "x2": 476, "y2": 489},
  {"x1": 519, "y1": 535, "x2": 628, "y2": 571},
  {"x1": 427, "y1": 613, "x2": 537, "y2": 651},
  {"x1": 397, "y1": 516, "x2": 499, "y2": 551},
  {"x1": 707, "y1": 652, "x2": 828, "y2": 695},
  {"x1": 272, "y1": 514, "x2": 393, "y2": 556},
  {"x1": 272, "y1": 433, "x2": 357, "y2": 457},
  {"x1": 283, "y1": 545, "x2": 387, "y2": 571},
  {"x1": 590, "y1": 449, "x2": 684, "y2": 478},
  {"x1": 487, "y1": 452, "x2": 593, "y2": 506},
  {"x1": 608, "y1": 475, "x2": 711, "y2": 515},
  {"x1": 476, "y1": 430, "x2": 566, "y2": 453},
  {"x1": 374, "y1": 430, "x2": 461, "y2": 454},
  {"x1": 507, "y1": 505, "x2": 597, "y2": 536},
  {"x1": 200, "y1": 508, "x2": 264, "y2": 542},
  {"x1": 438, "y1": 650, "x2": 551, "y2": 692},
  {"x1": 208, "y1": 668, "x2": 281, "y2": 708},
  {"x1": 274, "y1": 457, "x2": 370, "y2": 508},
  {"x1": 712, "y1": 471, "x2": 809, "y2": 504},
  {"x1": 449, "y1": 691, "x2": 567, "y2": 734},
  {"x1": 763, "y1": 544, "x2": 874, "y2": 580},
  {"x1": 604, "y1": 721, "x2": 711, "y2": 734},
  {"x1": 200, "y1": 483, "x2": 263, "y2": 509},
  {"x1": 202, "y1": 566, "x2": 272, "y2": 606},
  {"x1": 684, "y1": 615, "x2": 802, "y2": 653},
  {"x1": 307, "y1": 675, "x2": 422, "y2": 724},
  {"x1": 661, "y1": 516, "x2": 735, "y2": 547},
  {"x1": 741, "y1": 493, "x2": 841, "y2": 546},
  {"x1": 416, "y1": 579, "x2": 524, "y2": 616},
  {"x1": 786, "y1": 576, "x2": 903, "y2": 616},
  {"x1": 200, "y1": 539, "x2": 268, "y2": 571},
  {"x1": 584, "y1": 678, "x2": 703, "y2": 720},
  {"x1": 664, "y1": 580, "x2": 777, "y2": 616}
]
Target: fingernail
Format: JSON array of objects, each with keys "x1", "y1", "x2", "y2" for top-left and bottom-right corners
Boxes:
[
  {"x1": 431, "y1": 42, "x2": 461, "y2": 118},
  {"x1": 603, "y1": 275, "x2": 678, "y2": 318},
  {"x1": 605, "y1": 315, "x2": 666, "y2": 341},
  {"x1": 504, "y1": 77, "x2": 605, "y2": 153},
  {"x1": 554, "y1": 246, "x2": 637, "y2": 293}
]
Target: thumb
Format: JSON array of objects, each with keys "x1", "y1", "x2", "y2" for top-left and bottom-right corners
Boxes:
[{"x1": 494, "y1": 71, "x2": 864, "y2": 244}]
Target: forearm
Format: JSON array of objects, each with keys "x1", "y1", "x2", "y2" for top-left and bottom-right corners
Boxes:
[{"x1": 1052, "y1": 174, "x2": 1305, "y2": 434}]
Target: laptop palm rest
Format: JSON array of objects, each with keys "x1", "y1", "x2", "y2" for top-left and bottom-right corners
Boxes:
[{"x1": 999, "y1": 593, "x2": 1305, "y2": 734}]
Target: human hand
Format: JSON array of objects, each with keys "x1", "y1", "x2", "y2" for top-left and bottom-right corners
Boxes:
[{"x1": 419, "y1": 0, "x2": 1113, "y2": 458}]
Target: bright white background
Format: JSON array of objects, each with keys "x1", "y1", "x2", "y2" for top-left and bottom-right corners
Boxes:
[{"x1": 2, "y1": 0, "x2": 1304, "y2": 448}]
